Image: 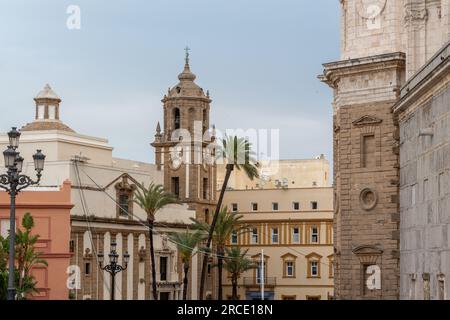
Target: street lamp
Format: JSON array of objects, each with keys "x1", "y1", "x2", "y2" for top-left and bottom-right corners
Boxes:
[
  {"x1": 98, "y1": 240, "x2": 130, "y2": 300},
  {"x1": 0, "y1": 127, "x2": 46, "y2": 301}
]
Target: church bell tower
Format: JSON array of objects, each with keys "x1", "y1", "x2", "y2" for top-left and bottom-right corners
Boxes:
[{"x1": 152, "y1": 49, "x2": 217, "y2": 223}]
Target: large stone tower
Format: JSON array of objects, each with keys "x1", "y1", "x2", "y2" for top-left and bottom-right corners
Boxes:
[
  {"x1": 152, "y1": 51, "x2": 218, "y2": 299},
  {"x1": 320, "y1": 0, "x2": 406, "y2": 299},
  {"x1": 152, "y1": 50, "x2": 217, "y2": 224}
]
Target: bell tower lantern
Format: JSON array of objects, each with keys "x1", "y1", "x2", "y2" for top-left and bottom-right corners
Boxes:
[
  {"x1": 21, "y1": 83, "x2": 74, "y2": 132},
  {"x1": 34, "y1": 84, "x2": 61, "y2": 121}
]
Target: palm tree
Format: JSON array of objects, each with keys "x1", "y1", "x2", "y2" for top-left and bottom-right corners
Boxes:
[
  {"x1": 135, "y1": 182, "x2": 180, "y2": 300},
  {"x1": 193, "y1": 207, "x2": 248, "y2": 300},
  {"x1": 223, "y1": 247, "x2": 256, "y2": 300},
  {"x1": 0, "y1": 213, "x2": 47, "y2": 300},
  {"x1": 169, "y1": 230, "x2": 204, "y2": 300},
  {"x1": 198, "y1": 135, "x2": 259, "y2": 300},
  {"x1": 15, "y1": 213, "x2": 47, "y2": 294}
]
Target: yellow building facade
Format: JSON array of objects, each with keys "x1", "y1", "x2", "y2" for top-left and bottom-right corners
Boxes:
[{"x1": 218, "y1": 159, "x2": 334, "y2": 300}]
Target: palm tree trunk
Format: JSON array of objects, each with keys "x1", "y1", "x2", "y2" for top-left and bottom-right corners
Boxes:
[
  {"x1": 232, "y1": 276, "x2": 238, "y2": 300},
  {"x1": 199, "y1": 163, "x2": 234, "y2": 300},
  {"x1": 217, "y1": 251, "x2": 223, "y2": 300},
  {"x1": 183, "y1": 262, "x2": 189, "y2": 300},
  {"x1": 148, "y1": 219, "x2": 158, "y2": 300}
]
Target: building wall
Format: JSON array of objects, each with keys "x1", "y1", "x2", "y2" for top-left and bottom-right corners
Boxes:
[
  {"x1": 395, "y1": 42, "x2": 450, "y2": 300},
  {"x1": 340, "y1": 0, "x2": 405, "y2": 60},
  {"x1": 326, "y1": 0, "x2": 450, "y2": 301},
  {"x1": 339, "y1": 0, "x2": 450, "y2": 76},
  {"x1": 0, "y1": 130, "x2": 113, "y2": 167},
  {"x1": 0, "y1": 123, "x2": 197, "y2": 300},
  {"x1": 217, "y1": 157, "x2": 331, "y2": 191},
  {"x1": 0, "y1": 181, "x2": 72, "y2": 300},
  {"x1": 70, "y1": 218, "x2": 194, "y2": 300},
  {"x1": 404, "y1": 0, "x2": 450, "y2": 76},
  {"x1": 322, "y1": 53, "x2": 404, "y2": 300},
  {"x1": 220, "y1": 186, "x2": 334, "y2": 300}
]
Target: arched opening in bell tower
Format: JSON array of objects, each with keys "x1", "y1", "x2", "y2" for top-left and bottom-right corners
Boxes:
[{"x1": 173, "y1": 107, "x2": 181, "y2": 130}]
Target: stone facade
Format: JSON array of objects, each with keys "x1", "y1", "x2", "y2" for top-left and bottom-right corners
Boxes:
[
  {"x1": 323, "y1": 0, "x2": 450, "y2": 300},
  {"x1": 321, "y1": 53, "x2": 404, "y2": 300},
  {"x1": 394, "y1": 42, "x2": 450, "y2": 300},
  {"x1": 70, "y1": 217, "x2": 186, "y2": 300}
]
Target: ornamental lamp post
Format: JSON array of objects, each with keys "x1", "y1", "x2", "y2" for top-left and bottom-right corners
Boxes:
[
  {"x1": 98, "y1": 240, "x2": 130, "y2": 300},
  {"x1": 0, "y1": 127, "x2": 46, "y2": 300}
]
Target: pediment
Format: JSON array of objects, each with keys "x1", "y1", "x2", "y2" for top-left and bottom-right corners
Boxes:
[
  {"x1": 104, "y1": 173, "x2": 143, "y2": 190},
  {"x1": 352, "y1": 115, "x2": 383, "y2": 127},
  {"x1": 305, "y1": 252, "x2": 322, "y2": 259},
  {"x1": 352, "y1": 245, "x2": 383, "y2": 256},
  {"x1": 281, "y1": 253, "x2": 297, "y2": 259}
]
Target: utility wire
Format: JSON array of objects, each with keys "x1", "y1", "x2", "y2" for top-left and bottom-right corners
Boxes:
[
  {"x1": 73, "y1": 160, "x2": 120, "y2": 299},
  {"x1": 76, "y1": 164, "x2": 332, "y2": 270}
]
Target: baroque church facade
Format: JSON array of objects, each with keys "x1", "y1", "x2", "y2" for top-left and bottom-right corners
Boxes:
[
  {"x1": 321, "y1": 0, "x2": 450, "y2": 300},
  {"x1": 0, "y1": 53, "x2": 218, "y2": 300}
]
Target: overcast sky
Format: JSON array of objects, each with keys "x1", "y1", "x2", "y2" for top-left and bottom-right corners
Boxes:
[{"x1": 0, "y1": 0, "x2": 340, "y2": 163}]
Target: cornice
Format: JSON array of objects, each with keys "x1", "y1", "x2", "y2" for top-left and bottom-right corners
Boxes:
[
  {"x1": 394, "y1": 41, "x2": 450, "y2": 115},
  {"x1": 320, "y1": 52, "x2": 406, "y2": 88},
  {"x1": 162, "y1": 96, "x2": 212, "y2": 104}
]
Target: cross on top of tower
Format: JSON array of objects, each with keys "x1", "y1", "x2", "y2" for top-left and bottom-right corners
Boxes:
[{"x1": 185, "y1": 46, "x2": 190, "y2": 65}]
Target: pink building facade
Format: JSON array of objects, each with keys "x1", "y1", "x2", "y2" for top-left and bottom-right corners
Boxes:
[{"x1": 0, "y1": 180, "x2": 73, "y2": 300}]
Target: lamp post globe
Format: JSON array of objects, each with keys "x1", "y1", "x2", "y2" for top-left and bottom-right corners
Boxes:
[
  {"x1": 97, "y1": 251, "x2": 104, "y2": 265},
  {"x1": 124, "y1": 251, "x2": 130, "y2": 265},
  {"x1": 7, "y1": 127, "x2": 21, "y2": 149},
  {"x1": 15, "y1": 155, "x2": 24, "y2": 173},
  {"x1": 33, "y1": 149, "x2": 46, "y2": 172},
  {"x1": 3, "y1": 147, "x2": 17, "y2": 169}
]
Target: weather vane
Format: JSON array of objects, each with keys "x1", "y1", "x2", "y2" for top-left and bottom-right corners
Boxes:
[{"x1": 185, "y1": 46, "x2": 190, "y2": 64}]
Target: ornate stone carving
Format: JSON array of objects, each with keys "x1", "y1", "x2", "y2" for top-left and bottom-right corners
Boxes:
[
  {"x1": 404, "y1": 8, "x2": 428, "y2": 26},
  {"x1": 84, "y1": 248, "x2": 92, "y2": 259},
  {"x1": 353, "y1": 115, "x2": 383, "y2": 127},
  {"x1": 359, "y1": 188, "x2": 378, "y2": 211},
  {"x1": 114, "y1": 175, "x2": 137, "y2": 219},
  {"x1": 138, "y1": 246, "x2": 146, "y2": 262},
  {"x1": 352, "y1": 245, "x2": 383, "y2": 264},
  {"x1": 162, "y1": 233, "x2": 169, "y2": 250}
]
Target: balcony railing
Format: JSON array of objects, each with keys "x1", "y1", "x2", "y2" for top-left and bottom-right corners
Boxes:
[{"x1": 243, "y1": 277, "x2": 276, "y2": 287}]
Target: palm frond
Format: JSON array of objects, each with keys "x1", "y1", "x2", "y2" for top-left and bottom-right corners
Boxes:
[
  {"x1": 134, "y1": 182, "x2": 181, "y2": 220},
  {"x1": 216, "y1": 135, "x2": 260, "y2": 180},
  {"x1": 169, "y1": 230, "x2": 204, "y2": 263}
]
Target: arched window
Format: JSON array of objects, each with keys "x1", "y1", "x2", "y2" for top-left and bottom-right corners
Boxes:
[
  {"x1": 173, "y1": 108, "x2": 181, "y2": 130},
  {"x1": 204, "y1": 209, "x2": 209, "y2": 224},
  {"x1": 202, "y1": 109, "x2": 207, "y2": 133},
  {"x1": 115, "y1": 175, "x2": 136, "y2": 219}
]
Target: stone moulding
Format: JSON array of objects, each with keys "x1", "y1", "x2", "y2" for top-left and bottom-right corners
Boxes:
[
  {"x1": 394, "y1": 41, "x2": 450, "y2": 115},
  {"x1": 359, "y1": 188, "x2": 378, "y2": 211},
  {"x1": 352, "y1": 245, "x2": 383, "y2": 265},
  {"x1": 352, "y1": 115, "x2": 383, "y2": 127},
  {"x1": 319, "y1": 52, "x2": 406, "y2": 89}
]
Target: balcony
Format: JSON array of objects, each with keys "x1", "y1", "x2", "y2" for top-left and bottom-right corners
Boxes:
[{"x1": 243, "y1": 277, "x2": 276, "y2": 287}]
